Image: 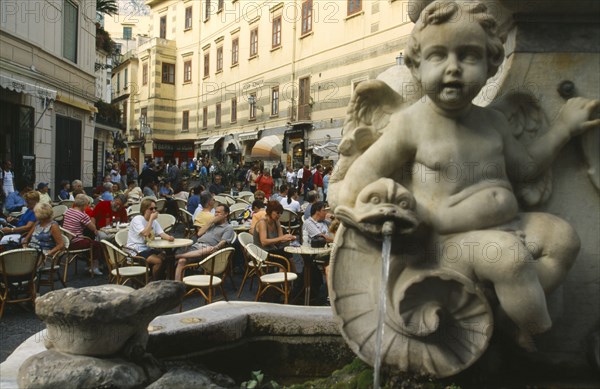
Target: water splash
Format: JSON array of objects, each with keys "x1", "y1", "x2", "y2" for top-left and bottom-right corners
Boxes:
[{"x1": 374, "y1": 221, "x2": 395, "y2": 388}]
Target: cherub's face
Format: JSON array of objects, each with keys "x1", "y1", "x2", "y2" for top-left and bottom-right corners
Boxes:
[{"x1": 415, "y1": 21, "x2": 488, "y2": 111}]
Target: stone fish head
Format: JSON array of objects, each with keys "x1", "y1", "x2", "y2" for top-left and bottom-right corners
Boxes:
[{"x1": 335, "y1": 178, "x2": 420, "y2": 236}]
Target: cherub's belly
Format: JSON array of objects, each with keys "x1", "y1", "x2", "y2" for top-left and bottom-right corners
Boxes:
[{"x1": 421, "y1": 183, "x2": 519, "y2": 233}]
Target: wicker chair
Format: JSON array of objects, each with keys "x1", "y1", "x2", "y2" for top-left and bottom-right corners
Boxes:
[
  {"x1": 100, "y1": 240, "x2": 149, "y2": 288},
  {"x1": 181, "y1": 247, "x2": 235, "y2": 308},
  {"x1": 244, "y1": 243, "x2": 298, "y2": 304},
  {"x1": 0, "y1": 248, "x2": 41, "y2": 318}
]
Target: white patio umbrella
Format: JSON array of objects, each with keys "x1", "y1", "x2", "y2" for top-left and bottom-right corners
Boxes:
[
  {"x1": 312, "y1": 141, "x2": 340, "y2": 158},
  {"x1": 251, "y1": 135, "x2": 282, "y2": 159}
]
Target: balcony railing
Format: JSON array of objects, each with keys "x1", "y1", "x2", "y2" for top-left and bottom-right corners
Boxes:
[{"x1": 128, "y1": 129, "x2": 144, "y2": 141}]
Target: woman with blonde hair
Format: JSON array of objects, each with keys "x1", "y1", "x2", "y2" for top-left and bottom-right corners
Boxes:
[{"x1": 22, "y1": 203, "x2": 64, "y2": 258}]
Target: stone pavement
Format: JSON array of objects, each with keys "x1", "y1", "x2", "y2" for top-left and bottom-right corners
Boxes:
[{"x1": 0, "y1": 224, "x2": 328, "y2": 363}]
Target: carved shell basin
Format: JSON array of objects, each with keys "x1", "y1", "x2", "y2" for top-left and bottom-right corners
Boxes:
[{"x1": 329, "y1": 225, "x2": 494, "y2": 378}]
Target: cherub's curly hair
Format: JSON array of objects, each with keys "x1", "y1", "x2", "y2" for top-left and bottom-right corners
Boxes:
[{"x1": 404, "y1": 1, "x2": 505, "y2": 78}]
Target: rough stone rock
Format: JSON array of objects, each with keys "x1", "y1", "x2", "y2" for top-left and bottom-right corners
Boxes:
[
  {"x1": 35, "y1": 281, "x2": 186, "y2": 356},
  {"x1": 18, "y1": 350, "x2": 149, "y2": 389},
  {"x1": 146, "y1": 366, "x2": 236, "y2": 389}
]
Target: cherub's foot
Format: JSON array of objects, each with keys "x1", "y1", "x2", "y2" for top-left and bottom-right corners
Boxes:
[{"x1": 515, "y1": 328, "x2": 537, "y2": 352}]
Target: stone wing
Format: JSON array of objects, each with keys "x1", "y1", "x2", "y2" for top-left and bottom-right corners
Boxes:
[
  {"x1": 329, "y1": 80, "x2": 405, "y2": 207},
  {"x1": 489, "y1": 91, "x2": 553, "y2": 207}
]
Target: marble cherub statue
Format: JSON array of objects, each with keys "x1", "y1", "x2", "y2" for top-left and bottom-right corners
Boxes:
[{"x1": 329, "y1": 0, "x2": 600, "y2": 352}]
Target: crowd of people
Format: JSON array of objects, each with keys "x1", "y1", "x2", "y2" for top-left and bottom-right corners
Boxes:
[{"x1": 0, "y1": 155, "x2": 337, "y2": 304}]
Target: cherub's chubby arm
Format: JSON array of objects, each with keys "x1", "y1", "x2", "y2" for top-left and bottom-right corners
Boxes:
[
  {"x1": 335, "y1": 117, "x2": 415, "y2": 208},
  {"x1": 502, "y1": 97, "x2": 600, "y2": 181}
]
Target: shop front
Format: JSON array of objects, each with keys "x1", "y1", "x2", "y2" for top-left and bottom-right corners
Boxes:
[
  {"x1": 307, "y1": 127, "x2": 342, "y2": 167},
  {"x1": 238, "y1": 130, "x2": 259, "y2": 165},
  {"x1": 284, "y1": 125, "x2": 309, "y2": 169},
  {"x1": 153, "y1": 141, "x2": 195, "y2": 164}
]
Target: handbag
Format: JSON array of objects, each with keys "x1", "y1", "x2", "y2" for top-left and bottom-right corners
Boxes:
[{"x1": 310, "y1": 235, "x2": 327, "y2": 248}]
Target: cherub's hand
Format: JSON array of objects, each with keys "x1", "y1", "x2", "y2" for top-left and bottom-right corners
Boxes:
[{"x1": 557, "y1": 97, "x2": 600, "y2": 137}]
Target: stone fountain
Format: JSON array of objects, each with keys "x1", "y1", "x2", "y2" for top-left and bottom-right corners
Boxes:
[
  {"x1": 1, "y1": 1, "x2": 598, "y2": 388},
  {"x1": 328, "y1": 0, "x2": 600, "y2": 382}
]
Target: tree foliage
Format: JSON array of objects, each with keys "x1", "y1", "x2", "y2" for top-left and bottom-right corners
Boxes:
[{"x1": 97, "y1": 0, "x2": 118, "y2": 16}]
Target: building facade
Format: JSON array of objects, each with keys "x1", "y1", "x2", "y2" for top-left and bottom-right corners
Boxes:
[
  {"x1": 126, "y1": 0, "x2": 414, "y2": 170},
  {"x1": 1, "y1": 0, "x2": 98, "y2": 193}
]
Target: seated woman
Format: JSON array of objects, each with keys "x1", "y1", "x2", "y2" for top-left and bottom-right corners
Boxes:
[
  {"x1": 63, "y1": 194, "x2": 104, "y2": 275},
  {"x1": 100, "y1": 182, "x2": 114, "y2": 201},
  {"x1": 111, "y1": 183, "x2": 123, "y2": 198},
  {"x1": 126, "y1": 198, "x2": 175, "y2": 280},
  {"x1": 173, "y1": 182, "x2": 189, "y2": 201},
  {"x1": 280, "y1": 187, "x2": 301, "y2": 214},
  {"x1": 22, "y1": 203, "x2": 64, "y2": 260},
  {"x1": 124, "y1": 180, "x2": 143, "y2": 203},
  {"x1": 253, "y1": 200, "x2": 296, "y2": 258},
  {"x1": 0, "y1": 190, "x2": 39, "y2": 247}
]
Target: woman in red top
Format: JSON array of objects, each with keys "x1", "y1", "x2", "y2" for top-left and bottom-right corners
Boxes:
[{"x1": 256, "y1": 169, "x2": 274, "y2": 199}]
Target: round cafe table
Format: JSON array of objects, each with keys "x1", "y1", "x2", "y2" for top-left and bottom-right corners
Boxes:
[
  {"x1": 147, "y1": 238, "x2": 194, "y2": 279},
  {"x1": 100, "y1": 223, "x2": 129, "y2": 235},
  {"x1": 284, "y1": 244, "x2": 332, "y2": 305},
  {"x1": 232, "y1": 222, "x2": 251, "y2": 233}
]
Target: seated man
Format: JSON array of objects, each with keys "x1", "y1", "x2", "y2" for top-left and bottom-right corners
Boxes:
[
  {"x1": 4, "y1": 184, "x2": 29, "y2": 213},
  {"x1": 174, "y1": 204, "x2": 235, "y2": 281},
  {"x1": 0, "y1": 190, "x2": 39, "y2": 246},
  {"x1": 302, "y1": 190, "x2": 318, "y2": 220},
  {"x1": 193, "y1": 191, "x2": 215, "y2": 228},
  {"x1": 303, "y1": 201, "x2": 334, "y2": 245},
  {"x1": 208, "y1": 174, "x2": 225, "y2": 195},
  {"x1": 301, "y1": 200, "x2": 333, "y2": 297},
  {"x1": 187, "y1": 185, "x2": 202, "y2": 214},
  {"x1": 92, "y1": 194, "x2": 128, "y2": 240},
  {"x1": 254, "y1": 190, "x2": 266, "y2": 204}
]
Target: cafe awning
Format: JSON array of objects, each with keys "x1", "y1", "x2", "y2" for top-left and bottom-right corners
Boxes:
[
  {"x1": 312, "y1": 140, "x2": 340, "y2": 158},
  {"x1": 251, "y1": 135, "x2": 282, "y2": 159},
  {"x1": 238, "y1": 131, "x2": 259, "y2": 141},
  {"x1": 0, "y1": 74, "x2": 56, "y2": 100},
  {"x1": 200, "y1": 135, "x2": 224, "y2": 151}
]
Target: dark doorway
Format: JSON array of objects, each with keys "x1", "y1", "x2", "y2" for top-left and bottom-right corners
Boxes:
[
  {"x1": 0, "y1": 98, "x2": 35, "y2": 189},
  {"x1": 55, "y1": 115, "x2": 82, "y2": 198}
]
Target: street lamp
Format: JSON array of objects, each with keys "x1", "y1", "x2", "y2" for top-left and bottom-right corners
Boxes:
[{"x1": 139, "y1": 114, "x2": 151, "y2": 155}]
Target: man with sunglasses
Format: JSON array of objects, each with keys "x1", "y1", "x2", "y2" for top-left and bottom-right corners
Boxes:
[{"x1": 174, "y1": 204, "x2": 234, "y2": 281}]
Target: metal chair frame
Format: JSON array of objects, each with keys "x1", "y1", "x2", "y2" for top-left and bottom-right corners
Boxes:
[{"x1": 59, "y1": 227, "x2": 94, "y2": 283}]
